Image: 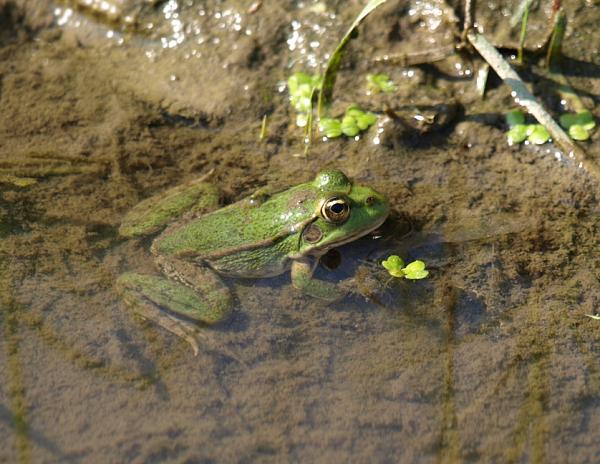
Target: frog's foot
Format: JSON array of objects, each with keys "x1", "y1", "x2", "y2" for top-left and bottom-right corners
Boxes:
[
  {"x1": 291, "y1": 258, "x2": 347, "y2": 302},
  {"x1": 116, "y1": 272, "x2": 233, "y2": 356}
]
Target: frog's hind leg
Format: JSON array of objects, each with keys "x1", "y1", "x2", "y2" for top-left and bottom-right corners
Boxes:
[
  {"x1": 116, "y1": 262, "x2": 233, "y2": 355},
  {"x1": 119, "y1": 174, "x2": 220, "y2": 238}
]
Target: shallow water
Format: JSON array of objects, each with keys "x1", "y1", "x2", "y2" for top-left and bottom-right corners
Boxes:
[{"x1": 1, "y1": 0, "x2": 600, "y2": 462}]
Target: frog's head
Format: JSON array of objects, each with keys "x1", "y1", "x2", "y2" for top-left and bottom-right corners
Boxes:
[{"x1": 297, "y1": 170, "x2": 390, "y2": 255}]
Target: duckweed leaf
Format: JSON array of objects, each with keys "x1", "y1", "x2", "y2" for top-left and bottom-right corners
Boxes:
[
  {"x1": 568, "y1": 124, "x2": 590, "y2": 141},
  {"x1": 578, "y1": 111, "x2": 596, "y2": 131},
  {"x1": 319, "y1": 118, "x2": 343, "y2": 138},
  {"x1": 357, "y1": 112, "x2": 377, "y2": 130},
  {"x1": 402, "y1": 260, "x2": 429, "y2": 280},
  {"x1": 382, "y1": 256, "x2": 429, "y2": 280},
  {"x1": 507, "y1": 124, "x2": 528, "y2": 144},
  {"x1": 367, "y1": 73, "x2": 396, "y2": 93},
  {"x1": 506, "y1": 109, "x2": 525, "y2": 127},
  {"x1": 382, "y1": 255, "x2": 405, "y2": 278},
  {"x1": 346, "y1": 105, "x2": 364, "y2": 118},
  {"x1": 318, "y1": 106, "x2": 378, "y2": 140},
  {"x1": 341, "y1": 115, "x2": 360, "y2": 137},
  {"x1": 560, "y1": 111, "x2": 595, "y2": 131},
  {"x1": 288, "y1": 72, "x2": 322, "y2": 127},
  {"x1": 527, "y1": 124, "x2": 551, "y2": 144}
]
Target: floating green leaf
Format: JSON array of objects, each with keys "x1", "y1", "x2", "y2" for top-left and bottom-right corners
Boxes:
[
  {"x1": 568, "y1": 124, "x2": 589, "y2": 141},
  {"x1": 319, "y1": 118, "x2": 343, "y2": 138},
  {"x1": 341, "y1": 115, "x2": 360, "y2": 137},
  {"x1": 382, "y1": 255, "x2": 429, "y2": 280},
  {"x1": 288, "y1": 72, "x2": 322, "y2": 127},
  {"x1": 559, "y1": 111, "x2": 595, "y2": 141},
  {"x1": 381, "y1": 255, "x2": 405, "y2": 278},
  {"x1": 402, "y1": 260, "x2": 429, "y2": 280},
  {"x1": 319, "y1": 106, "x2": 378, "y2": 140},
  {"x1": 526, "y1": 124, "x2": 551, "y2": 145},
  {"x1": 357, "y1": 112, "x2": 377, "y2": 130},
  {"x1": 559, "y1": 111, "x2": 595, "y2": 130},
  {"x1": 506, "y1": 110, "x2": 525, "y2": 127},
  {"x1": 507, "y1": 124, "x2": 528, "y2": 144},
  {"x1": 367, "y1": 73, "x2": 396, "y2": 93}
]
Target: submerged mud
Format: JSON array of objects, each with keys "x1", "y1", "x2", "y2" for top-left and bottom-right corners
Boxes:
[{"x1": 1, "y1": 0, "x2": 600, "y2": 462}]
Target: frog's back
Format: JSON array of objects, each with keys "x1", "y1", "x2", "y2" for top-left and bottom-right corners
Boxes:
[{"x1": 152, "y1": 186, "x2": 316, "y2": 276}]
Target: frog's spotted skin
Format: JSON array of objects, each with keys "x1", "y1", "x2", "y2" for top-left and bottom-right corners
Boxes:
[{"x1": 116, "y1": 170, "x2": 389, "y2": 354}]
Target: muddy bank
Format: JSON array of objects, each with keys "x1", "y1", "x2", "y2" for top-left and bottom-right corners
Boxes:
[{"x1": 1, "y1": 0, "x2": 600, "y2": 462}]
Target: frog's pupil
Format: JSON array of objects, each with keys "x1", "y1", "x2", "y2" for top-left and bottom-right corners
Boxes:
[{"x1": 331, "y1": 203, "x2": 345, "y2": 214}]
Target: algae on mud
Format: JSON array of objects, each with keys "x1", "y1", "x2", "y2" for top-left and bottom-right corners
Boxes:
[{"x1": 0, "y1": 0, "x2": 600, "y2": 462}]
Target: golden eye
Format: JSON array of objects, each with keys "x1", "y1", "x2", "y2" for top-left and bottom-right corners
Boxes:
[{"x1": 321, "y1": 197, "x2": 350, "y2": 223}]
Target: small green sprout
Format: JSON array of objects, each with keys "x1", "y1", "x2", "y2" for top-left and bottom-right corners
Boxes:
[
  {"x1": 288, "y1": 72, "x2": 322, "y2": 127},
  {"x1": 559, "y1": 110, "x2": 595, "y2": 141},
  {"x1": 382, "y1": 255, "x2": 429, "y2": 280},
  {"x1": 505, "y1": 110, "x2": 551, "y2": 145},
  {"x1": 366, "y1": 73, "x2": 396, "y2": 93},
  {"x1": 318, "y1": 105, "x2": 378, "y2": 139}
]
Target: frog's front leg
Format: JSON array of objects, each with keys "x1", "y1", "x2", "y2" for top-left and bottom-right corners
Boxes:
[
  {"x1": 116, "y1": 258, "x2": 232, "y2": 355},
  {"x1": 119, "y1": 176, "x2": 220, "y2": 238},
  {"x1": 291, "y1": 258, "x2": 347, "y2": 302}
]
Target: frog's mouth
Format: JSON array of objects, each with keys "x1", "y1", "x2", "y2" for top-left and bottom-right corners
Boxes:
[{"x1": 309, "y1": 214, "x2": 389, "y2": 254}]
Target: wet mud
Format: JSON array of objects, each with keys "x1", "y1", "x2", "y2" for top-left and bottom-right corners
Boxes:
[{"x1": 1, "y1": 0, "x2": 600, "y2": 462}]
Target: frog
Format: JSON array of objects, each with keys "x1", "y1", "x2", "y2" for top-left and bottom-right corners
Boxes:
[{"x1": 116, "y1": 169, "x2": 390, "y2": 354}]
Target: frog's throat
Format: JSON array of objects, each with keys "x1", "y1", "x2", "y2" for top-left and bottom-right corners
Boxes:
[
  {"x1": 289, "y1": 213, "x2": 389, "y2": 259},
  {"x1": 171, "y1": 216, "x2": 317, "y2": 260}
]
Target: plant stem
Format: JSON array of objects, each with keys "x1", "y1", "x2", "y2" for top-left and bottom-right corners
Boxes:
[
  {"x1": 546, "y1": 10, "x2": 566, "y2": 70},
  {"x1": 518, "y1": 3, "x2": 530, "y2": 64}
]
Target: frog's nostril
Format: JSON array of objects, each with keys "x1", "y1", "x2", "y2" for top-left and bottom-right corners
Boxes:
[{"x1": 365, "y1": 196, "x2": 376, "y2": 206}]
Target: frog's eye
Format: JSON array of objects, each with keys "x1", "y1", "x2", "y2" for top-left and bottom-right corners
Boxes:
[{"x1": 321, "y1": 197, "x2": 350, "y2": 223}]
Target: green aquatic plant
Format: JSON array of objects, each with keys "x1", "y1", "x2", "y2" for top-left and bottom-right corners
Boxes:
[
  {"x1": 506, "y1": 124, "x2": 528, "y2": 144},
  {"x1": 318, "y1": 105, "x2": 377, "y2": 139},
  {"x1": 287, "y1": 72, "x2": 322, "y2": 128},
  {"x1": 505, "y1": 110, "x2": 551, "y2": 145},
  {"x1": 506, "y1": 109, "x2": 595, "y2": 146},
  {"x1": 381, "y1": 255, "x2": 429, "y2": 280},
  {"x1": 366, "y1": 73, "x2": 396, "y2": 93},
  {"x1": 318, "y1": 118, "x2": 342, "y2": 138},
  {"x1": 526, "y1": 124, "x2": 551, "y2": 145},
  {"x1": 517, "y1": 0, "x2": 530, "y2": 64},
  {"x1": 559, "y1": 111, "x2": 595, "y2": 142}
]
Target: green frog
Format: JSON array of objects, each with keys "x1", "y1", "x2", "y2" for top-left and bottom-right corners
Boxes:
[{"x1": 116, "y1": 170, "x2": 389, "y2": 354}]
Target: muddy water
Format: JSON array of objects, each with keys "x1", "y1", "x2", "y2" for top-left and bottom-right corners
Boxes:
[{"x1": 1, "y1": 0, "x2": 600, "y2": 462}]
